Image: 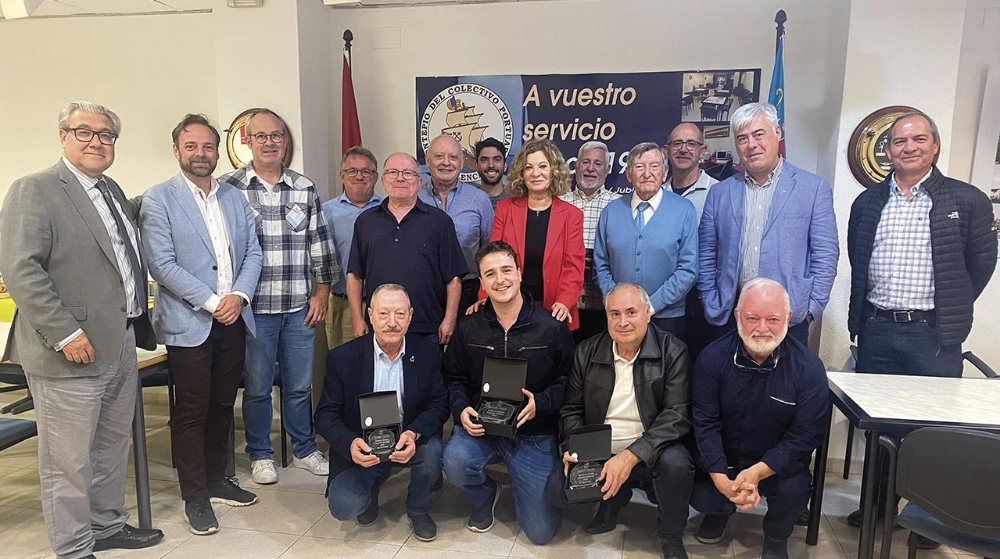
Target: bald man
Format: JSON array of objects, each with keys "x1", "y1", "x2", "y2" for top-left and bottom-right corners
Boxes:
[{"x1": 665, "y1": 123, "x2": 718, "y2": 222}]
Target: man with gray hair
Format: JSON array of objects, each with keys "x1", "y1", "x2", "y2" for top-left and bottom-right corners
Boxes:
[
  {"x1": 548, "y1": 282, "x2": 694, "y2": 559},
  {"x1": 594, "y1": 142, "x2": 698, "y2": 341},
  {"x1": 560, "y1": 141, "x2": 620, "y2": 341},
  {"x1": 690, "y1": 278, "x2": 828, "y2": 559},
  {"x1": 697, "y1": 102, "x2": 839, "y2": 346},
  {"x1": 0, "y1": 101, "x2": 164, "y2": 558}
]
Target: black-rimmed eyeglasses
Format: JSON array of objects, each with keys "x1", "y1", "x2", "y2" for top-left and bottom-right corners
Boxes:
[
  {"x1": 383, "y1": 169, "x2": 420, "y2": 181},
  {"x1": 251, "y1": 132, "x2": 285, "y2": 144},
  {"x1": 343, "y1": 168, "x2": 376, "y2": 179},
  {"x1": 65, "y1": 127, "x2": 117, "y2": 145},
  {"x1": 666, "y1": 140, "x2": 703, "y2": 150}
]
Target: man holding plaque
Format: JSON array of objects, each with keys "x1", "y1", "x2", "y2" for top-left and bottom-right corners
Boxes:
[
  {"x1": 547, "y1": 283, "x2": 694, "y2": 559},
  {"x1": 442, "y1": 241, "x2": 575, "y2": 545},
  {"x1": 690, "y1": 278, "x2": 828, "y2": 559},
  {"x1": 315, "y1": 284, "x2": 449, "y2": 542}
]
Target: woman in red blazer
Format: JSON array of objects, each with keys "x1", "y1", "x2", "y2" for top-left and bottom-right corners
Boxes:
[{"x1": 489, "y1": 139, "x2": 584, "y2": 330}]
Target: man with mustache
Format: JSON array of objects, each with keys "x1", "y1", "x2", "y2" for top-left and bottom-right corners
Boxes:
[
  {"x1": 315, "y1": 284, "x2": 449, "y2": 542},
  {"x1": 560, "y1": 141, "x2": 620, "y2": 342},
  {"x1": 689, "y1": 278, "x2": 828, "y2": 559},
  {"x1": 420, "y1": 135, "x2": 494, "y2": 312},
  {"x1": 475, "y1": 137, "x2": 511, "y2": 208},
  {"x1": 140, "y1": 114, "x2": 263, "y2": 534}
]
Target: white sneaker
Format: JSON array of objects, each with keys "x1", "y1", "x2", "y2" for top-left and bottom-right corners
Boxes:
[
  {"x1": 250, "y1": 459, "x2": 278, "y2": 485},
  {"x1": 292, "y1": 450, "x2": 329, "y2": 476}
]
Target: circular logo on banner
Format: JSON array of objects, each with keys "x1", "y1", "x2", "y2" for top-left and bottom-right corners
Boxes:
[
  {"x1": 847, "y1": 106, "x2": 920, "y2": 188},
  {"x1": 420, "y1": 84, "x2": 514, "y2": 183},
  {"x1": 225, "y1": 108, "x2": 295, "y2": 170}
]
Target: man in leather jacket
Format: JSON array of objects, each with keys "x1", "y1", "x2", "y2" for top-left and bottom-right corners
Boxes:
[{"x1": 547, "y1": 282, "x2": 694, "y2": 559}]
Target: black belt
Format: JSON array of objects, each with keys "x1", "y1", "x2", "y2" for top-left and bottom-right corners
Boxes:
[
  {"x1": 872, "y1": 308, "x2": 934, "y2": 323},
  {"x1": 330, "y1": 292, "x2": 348, "y2": 300}
]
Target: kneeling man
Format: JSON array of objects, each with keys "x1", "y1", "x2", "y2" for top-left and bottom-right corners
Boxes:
[
  {"x1": 691, "y1": 278, "x2": 828, "y2": 559},
  {"x1": 442, "y1": 241, "x2": 575, "y2": 545},
  {"x1": 549, "y1": 283, "x2": 694, "y2": 559},
  {"x1": 315, "y1": 284, "x2": 449, "y2": 541}
]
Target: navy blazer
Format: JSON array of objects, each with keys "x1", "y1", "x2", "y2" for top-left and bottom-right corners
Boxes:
[{"x1": 315, "y1": 333, "x2": 449, "y2": 483}]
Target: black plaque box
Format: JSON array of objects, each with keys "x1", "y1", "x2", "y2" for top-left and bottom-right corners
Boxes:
[
  {"x1": 475, "y1": 357, "x2": 528, "y2": 438},
  {"x1": 564, "y1": 424, "x2": 612, "y2": 503},
  {"x1": 359, "y1": 391, "x2": 401, "y2": 463}
]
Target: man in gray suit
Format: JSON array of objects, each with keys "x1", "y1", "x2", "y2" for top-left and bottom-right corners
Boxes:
[
  {"x1": 140, "y1": 114, "x2": 263, "y2": 536},
  {"x1": 0, "y1": 101, "x2": 164, "y2": 559}
]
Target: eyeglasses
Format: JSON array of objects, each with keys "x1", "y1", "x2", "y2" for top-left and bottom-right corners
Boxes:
[
  {"x1": 343, "y1": 168, "x2": 376, "y2": 179},
  {"x1": 251, "y1": 132, "x2": 285, "y2": 144},
  {"x1": 383, "y1": 169, "x2": 420, "y2": 181},
  {"x1": 65, "y1": 127, "x2": 117, "y2": 145},
  {"x1": 666, "y1": 140, "x2": 703, "y2": 150}
]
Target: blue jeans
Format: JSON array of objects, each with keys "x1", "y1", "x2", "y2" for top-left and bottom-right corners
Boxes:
[
  {"x1": 442, "y1": 427, "x2": 561, "y2": 545},
  {"x1": 857, "y1": 311, "x2": 963, "y2": 377},
  {"x1": 327, "y1": 435, "x2": 443, "y2": 519},
  {"x1": 243, "y1": 307, "x2": 317, "y2": 461}
]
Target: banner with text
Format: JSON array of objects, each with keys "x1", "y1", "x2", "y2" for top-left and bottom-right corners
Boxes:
[{"x1": 416, "y1": 69, "x2": 761, "y2": 192}]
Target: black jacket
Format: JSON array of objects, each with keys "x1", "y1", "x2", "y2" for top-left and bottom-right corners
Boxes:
[
  {"x1": 443, "y1": 298, "x2": 575, "y2": 437},
  {"x1": 847, "y1": 168, "x2": 997, "y2": 346},
  {"x1": 560, "y1": 325, "x2": 692, "y2": 466}
]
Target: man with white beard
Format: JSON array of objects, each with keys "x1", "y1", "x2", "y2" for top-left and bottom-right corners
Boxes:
[{"x1": 688, "y1": 278, "x2": 828, "y2": 559}]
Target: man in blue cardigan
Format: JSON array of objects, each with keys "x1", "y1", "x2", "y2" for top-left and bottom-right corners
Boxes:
[
  {"x1": 594, "y1": 142, "x2": 698, "y2": 341},
  {"x1": 697, "y1": 103, "x2": 839, "y2": 345}
]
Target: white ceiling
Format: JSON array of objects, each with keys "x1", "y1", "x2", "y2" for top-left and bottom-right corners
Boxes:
[{"x1": 3, "y1": 0, "x2": 214, "y2": 18}]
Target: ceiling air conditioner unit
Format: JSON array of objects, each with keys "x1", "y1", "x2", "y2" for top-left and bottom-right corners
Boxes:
[
  {"x1": 227, "y1": 0, "x2": 264, "y2": 7},
  {"x1": 0, "y1": 0, "x2": 44, "y2": 19}
]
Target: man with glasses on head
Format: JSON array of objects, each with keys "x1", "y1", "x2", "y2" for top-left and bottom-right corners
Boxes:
[
  {"x1": 475, "y1": 137, "x2": 511, "y2": 208},
  {"x1": 348, "y1": 152, "x2": 467, "y2": 345},
  {"x1": 0, "y1": 101, "x2": 164, "y2": 558},
  {"x1": 420, "y1": 135, "x2": 494, "y2": 312},
  {"x1": 219, "y1": 108, "x2": 339, "y2": 486},
  {"x1": 594, "y1": 142, "x2": 698, "y2": 342},
  {"x1": 690, "y1": 278, "x2": 828, "y2": 559},
  {"x1": 560, "y1": 141, "x2": 620, "y2": 342}
]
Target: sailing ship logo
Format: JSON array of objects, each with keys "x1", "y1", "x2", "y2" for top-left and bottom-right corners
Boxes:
[{"x1": 420, "y1": 83, "x2": 513, "y2": 182}]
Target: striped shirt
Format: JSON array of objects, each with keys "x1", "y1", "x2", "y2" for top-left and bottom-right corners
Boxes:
[
  {"x1": 739, "y1": 157, "x2": 784, "y2": 288},
  {"x1": 219, "y1": 163, "x2": 338, "y2": 314},
  {"x1": 561, "y1": 186, "x2": 620, "y2": 310},
  {"x1": 867, "y1": 171, "x2": 935, "y2": 310}
]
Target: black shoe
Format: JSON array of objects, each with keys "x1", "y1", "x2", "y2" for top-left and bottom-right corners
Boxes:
[
  {"x1": 92, "y1": 523, "x2": 165, "y2": 551},
  {"x1": 357, "y1": 479, "x2": 382, "y2": 526},
  {"x1": 912, "y1": 533, "x2": 941, "y2": 550},
  {"x1": 468, "y1": 479, "x2": 500, "y2": 533},
  {"x1": 209, "y1": 477, "x2": 258, "y2": 507},
  {"x1": 761, "y1": 534, "x2": 789, "y2": 559},
  {"x1": 185, "y1": 499, "x2": 220, "y2": 536},
  {"x1": 846, "y1": 507, "x2": 898, "y2": 528},
  {"x1": 659, "y1": 537, "x2": 689, "y2": 559},
  {"x1": 584, "y1": 488, "x2": 632, "y2": 534},
  {"x1": 695, "y1": 513, "x2": 730, "y2": 544},
  {"x1": 409, "y1": 513, "x2": 438, "y2": 542}
]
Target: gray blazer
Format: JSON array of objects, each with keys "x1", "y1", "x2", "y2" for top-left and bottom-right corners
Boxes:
[{"x1": 0, "y1": 160, "x2": 156, "y2": 378}]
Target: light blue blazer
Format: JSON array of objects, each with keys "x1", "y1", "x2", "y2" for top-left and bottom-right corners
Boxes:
[
  {"x1": 696, "y1": 162, "x2": 839, "y2": 327},
  {"x1": 140, "y1": 173, "x2": 262, "y2": 347}
]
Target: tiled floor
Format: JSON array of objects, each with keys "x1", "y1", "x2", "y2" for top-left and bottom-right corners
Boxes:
[{"x1": 0, "y1": 387, "x2": 978, "y2": 559}]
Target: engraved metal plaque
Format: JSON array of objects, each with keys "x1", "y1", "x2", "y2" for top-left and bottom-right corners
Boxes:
[
  {"x1": 366, "y1": 428, "x2": 397, "y2": 455},
  {"x1": 478, "y1": 400, "x2": 517, "y2": 424},
  {"x1": 568, "y1": 461, "x2": 603, "y2": 490}
]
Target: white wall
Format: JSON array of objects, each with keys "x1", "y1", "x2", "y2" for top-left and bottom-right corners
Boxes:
[{"x1": 0, "y1": 13, "x2": 218, "y2": 198}]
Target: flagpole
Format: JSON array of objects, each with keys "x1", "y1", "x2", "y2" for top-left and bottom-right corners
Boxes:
[
  {"x1": 774, "y1": 10, "x2": 786, "y2": 52},
  {"x1": 343, "y1": 29, "x2": 353, "y2": 63}
]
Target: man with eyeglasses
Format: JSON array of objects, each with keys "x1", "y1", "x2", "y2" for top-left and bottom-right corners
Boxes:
[
  {"x1": 419, "y1": 135, "x2": 494, "y2": 312},
  {"x1": 690, "y1": 278, "x2": 827, "y2": 559},
  {"x1": 594, "y1": 142, "x2": 698, "y2": 342},
  {"x1": 698, "y1": 102, "x2": 838, "y2": 347},
  {"x1": 322, "y1": 146, "x2": 382, "y2": 352},
  {"x1": 665, "y1": 124, "x2": 718, "y2": 223},
  {"x1": 0, "y1": 101, "x2": 164, "y2": 558},
  {"x1": 219, "y1": 108, "x2": 339, "y2": 486},
  {"x1": 348, "y1": 152, "x2": 467, "y2": 345},
  {"x1": 560, "y1": 141, "x2": 620, "y2": 342}
]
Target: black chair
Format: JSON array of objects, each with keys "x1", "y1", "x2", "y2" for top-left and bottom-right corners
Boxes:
[
  {"x1": 878, "y1": 428, "x2": 1000, "y2": 559},
  {"x1": 0, "y1": 416, "x2": 37, "y2": 451},
  {"x1": 0, "y1": 366, "x2": 33, "y2": 415}
]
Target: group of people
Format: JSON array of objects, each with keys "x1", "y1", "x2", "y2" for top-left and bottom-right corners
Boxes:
[{"x1": 0, "y1": 97, "x2": 994, "y2": 559}]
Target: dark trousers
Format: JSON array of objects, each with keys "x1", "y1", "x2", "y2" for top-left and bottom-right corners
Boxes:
[
  {"x1": 690, "y1": 467, "x2": 811, "y2": 539},
  {"x1": 651, "y1": 316, "x2": 686, "y2": 344},
  {"x1": 856, "y1": 311, "x2": 962, "y2": 377},
  {"x1": 460, "y1": 278, "x2": 481, "y2": 314},
  {"x1": 710, "y1": 316, "x2": 809, "y2": 348},
  {"x1": 167, "y1": 317, "x2": 246, "y2": 502},
  {"x1": 545, "y1": 444, "x2": 695, "y2": 540},
  {"x1": 574, "y1": 309, "x2": 608, "y2": 343}
]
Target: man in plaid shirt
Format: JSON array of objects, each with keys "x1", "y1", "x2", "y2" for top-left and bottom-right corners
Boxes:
[{"x1": 219, "y1": 109, "x2": 339, "y2": 486}]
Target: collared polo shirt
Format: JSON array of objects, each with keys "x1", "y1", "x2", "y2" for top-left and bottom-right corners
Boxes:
[{"x1": 322, "y1": 191, "x2": 382, "y2": 296}]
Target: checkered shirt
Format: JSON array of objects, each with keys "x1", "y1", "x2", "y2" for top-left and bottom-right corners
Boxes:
[
  {"x1": 219, "y1": 163, "x2": 339, "y2": 314},
  {"x1": 560, "y1": 186, "x2": 621, "y2": 310},
  {"x1": 866, "y1": 172, "x2": 935, "y2": 310}
]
